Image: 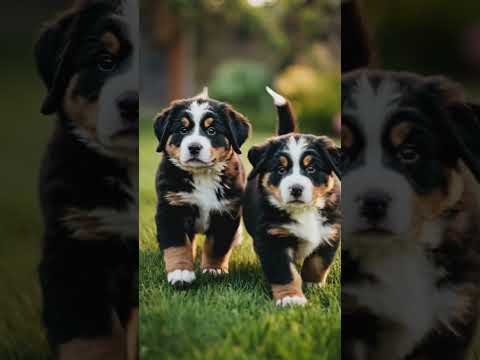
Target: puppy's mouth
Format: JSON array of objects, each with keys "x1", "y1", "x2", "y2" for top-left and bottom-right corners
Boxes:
[{"x1": 183, "y1": 158, "x2": 211, "y2": 167}]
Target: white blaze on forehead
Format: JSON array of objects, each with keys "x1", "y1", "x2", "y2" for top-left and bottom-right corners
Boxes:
[
  {"x1": 287, "y1": 136, "x2": 307, "y2": 174},
  {"x1": 179, "y1": 101, "x2": 213, "y2": 165},
  {"x1": 187, "y1": 101, "x2": 211, "y2": 131},
  {"x1": 346, "y1": 75, "x2": 402, "y2": 166}
]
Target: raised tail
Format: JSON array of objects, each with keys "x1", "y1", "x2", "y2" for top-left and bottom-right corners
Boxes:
[{"x1": 266, "y1": 86, "x2": 297, "y2": 135}]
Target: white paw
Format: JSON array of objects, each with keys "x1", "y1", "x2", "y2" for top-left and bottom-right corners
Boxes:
[
  {"x1": 276, "y1": 296, "x2": 308, "y2": 307},
  {"x1": 304, "y1": 282, "x2": 324, "y2": 288},
  {"x1": 167, "y1": 270, "x2": 196, "y2": 286},
  {"x1": 202, "y1": 268, "x2": 228, "y2": 276}
]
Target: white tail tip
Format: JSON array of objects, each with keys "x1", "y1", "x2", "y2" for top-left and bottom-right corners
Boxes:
[
  {"x1": 196, "y1": 86, "x2": 209, "y2": 99},
  {"x1": 266, "y1": 86, "x2": 286, "y2": 106}
]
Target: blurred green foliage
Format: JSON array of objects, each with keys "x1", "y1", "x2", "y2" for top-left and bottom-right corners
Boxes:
[{"x1": 163, "y1": 0, "x2": 340, "y2": 135}]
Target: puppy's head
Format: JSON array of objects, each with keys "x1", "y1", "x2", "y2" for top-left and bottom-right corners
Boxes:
[
  {"x1": 248, "y1": 134, "x2": 340, "y2": 211},
  {"x1": 35, "y1": 0, "x2": 139, "y2": 161},
  {"x1": 342, "y1": 70, "x2": 480, "y2": 247},
  {"x1": 154, "y1": 97, "x2": 250, "y2": 171}
]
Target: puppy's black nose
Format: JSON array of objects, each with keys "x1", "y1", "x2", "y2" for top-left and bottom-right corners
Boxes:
[
  {"x1": 290, "y1": 185, "x2": 304, "y2": 199},
  {"x1": 188, "y1": 143, "x2": 203, "y2": 156},
  {"x1": 359, "y1": 191, "x2": 391, "y2": 223},
  {"x1": 117, "y1": 91, "x2": 139, "y2": 122}
]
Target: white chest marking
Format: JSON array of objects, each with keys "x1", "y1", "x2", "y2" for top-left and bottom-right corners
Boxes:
[
  {"x1": 343, "y1": 248, "x2": 463, "y2": 359},
  {"x1": 285, "y1": 209, "x2": 334, "y2": 260},
  {"x1": 176, "y1": 171, "x2": 230, "y2": 233}
]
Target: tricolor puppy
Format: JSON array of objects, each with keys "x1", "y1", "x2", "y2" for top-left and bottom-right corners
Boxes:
[
  {"x1": 35, "y1": 0, "x2": 139, "y2": 358},
  {"x1": 243, "y1": 88, "x2": 341, "y2": 306},
  {"x1": 342, "y1": 70, "x2": 480, "y2": 360},
  {"x1": 154, "y1": 90, "x2": 251, "y2": 287}
]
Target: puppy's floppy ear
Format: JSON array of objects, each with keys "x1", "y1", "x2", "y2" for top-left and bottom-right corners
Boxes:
[
  {"x1": 35, "y1": 9, "x2": 80, "y2": 115},
  {"x1": 315, "y1": 136, "x2": 341, "y2": 178},
  {"x1": 247, "y1": 143, "x2": 270, "y2": 181},
  {"x1": 153, "y1": 106, "x2": 174, "y2": 153},
  {"x1": 223, "y1": 105, "x2": 251, "y2": 154},
  {"x1": 446, "y1": 102, "x2": 480, "y2": 182}
]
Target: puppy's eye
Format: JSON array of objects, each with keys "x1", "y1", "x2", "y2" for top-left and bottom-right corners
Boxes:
[
  {"x1": 206, "y1": 127, "x2": 216, "y2": 136},
  {"x1": 306, "y1": 166, "x2": 316, "y2": 174},
  {"x1": 278, "y1": 166, "x2": 287, "y2": 175},
  {"x1": 180, "y1": 127, "x2": 189, "y2": 135},
  {"x1": 97, "y1": 53, "x2": 117, "y2": 72},
  {"x1": 398, "y1": 146, "x2": 419, "y2": 164}
]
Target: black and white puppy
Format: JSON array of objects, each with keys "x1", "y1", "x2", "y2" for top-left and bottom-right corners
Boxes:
[
  {"x1": 342, "y1": 70, "x2": 480, "y2": 360},
  {"x1": 154, "y1": 91, "x2": 251, "y2": 287},
  {"x1": 243, "y1": 88, "x2": 341, "y2": 306},
  {"x1": 35, "y1": 0, "x2": 139, "y2": 358}
]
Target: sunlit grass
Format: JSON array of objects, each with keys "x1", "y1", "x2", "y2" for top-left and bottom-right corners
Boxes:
[{"x1": 139, "y1": 120, "x2": 340, "y2": 360}]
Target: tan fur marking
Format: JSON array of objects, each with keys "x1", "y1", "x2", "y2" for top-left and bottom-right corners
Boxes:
[
  {"x1": 165, "y1": 136, "x2": 181, "y2": 160},
  {"x1": 390, "y1": 121, "x2": 413, "y2": 147},
  {"x1": 164, "y1": 191, "x2": 187, "y2": 206},
  {"x1": 181, "y1": 117, "x2": 189, "y2": 128},
  {"x1": 203, "y1": 117, "x2": 214, "y2": 128},
  {"x1": 271, "y1": 265, "x2": 304, "y2": 301},
  {"x1": 201, "y1": 235, "x2": 234, "y2": 273},
  {"x1": 126, "y1": 308, "x2": 138, "y2": 360},
  {"x1": 163, "y1": 244, "x2": 195, "y2": 273},
  {"x1": 62, "y1": 208, "x2": 103, "y2": 240},
  {"x1": 414, "y1": 169, "x2": 464, "y2": 220},
  {"x1": 64, "y1": 75, "x2": 98, "y2": 137},
  {"x1": 301, "y1": 256, "x2": 331, "y2": 284},
  {"x1": 58, "y1": 311, "x2": 125, "y2": 360},
  {"x1": 210, "y1": 145, "x2": 234, "y2": 162},
  {"x1": 279, "y1": 155, "x2": 289, "y2": 168},
  {"x1": 262, "y1": 173, "x2": 282, "y2": 203},
  {"x1": 101, "y1": 32, "x2": 121, "y2": 55},
  {"x1": 342, "y1": 125, "x2": 354, "y2": 149},
  {"x1": 303, "y1": 155, "x2": 313, "y2": 167},
  {"x1": 313, "y1": 176, "x2": 335, "y2": 203},
  {"x1": 268, "y1": 227, "x2": 291, "y2": 237}
]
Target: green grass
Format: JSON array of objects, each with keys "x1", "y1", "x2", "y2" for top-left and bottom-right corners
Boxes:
[{"x1": 139, "y1": 121, "x2": 341, "y2": 360}]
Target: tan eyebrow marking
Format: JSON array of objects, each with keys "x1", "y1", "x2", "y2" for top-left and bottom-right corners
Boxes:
[
  {"x1": 204, "y1": 117, "x2": 214, "y2": 128},
  {"x1": 303, "y1": 155, "x2": 313, "y2": 167},
  {"x1": 181, "y1": 117, "x2": 190, "y2": 128},
  {"x1": 101, "y1": 32, "x2": 121, "y2": 55},
  {"x1": 390, "y1": 121, "x2": 414, "y2": 147},
  {"x1": 279, "y1": 155, "x2": 289, "y2": 168}
]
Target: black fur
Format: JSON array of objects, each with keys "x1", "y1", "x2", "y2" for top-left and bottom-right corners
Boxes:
[
  {"x1": 342, "y1": 70, "x2": 480, "y2": 359},
  {"x1": 35, "y1": 0, "x2": 138, "y2": 348},
  {"x1": 243, "y1": 134, "x2": 341, "y2": 288},
  {"x1": 154, "y1": 98, "x2": 250, "y2": 275}
]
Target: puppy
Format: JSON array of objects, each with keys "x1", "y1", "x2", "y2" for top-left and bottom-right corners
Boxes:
[
  {"x1": 243, "y1": 88, "x2": 341, "y2": 306},
  {"x1": 342, "y1": 70, "x2": 480, "y2": 360},
  {"x1": 154, "y1": 91, "x2": 251, "y2": 287},
  {"x1": 35, "y1": 0, "x2": 139, "y2": 358}
]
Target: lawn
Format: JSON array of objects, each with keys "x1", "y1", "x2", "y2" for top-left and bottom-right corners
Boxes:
[{"x1": 139, "y1": 119, "x2": 341, "y2": 360}]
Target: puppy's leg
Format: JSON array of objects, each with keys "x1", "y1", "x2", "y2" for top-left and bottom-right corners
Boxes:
[
  {"x1": 201, "y1": 213, "x2": 241, "y2": 275},
  {"x1": 58, "y1": 311, "x2": 126, "y2": 360},
  {"x1": 258, "y1": 243, "x2": 307, "y2": 306},
  {"x1": 301, "y1": 239, "x2": 339, "y2": 287},
  {"x1": 126, "y1": 307, "x2": 138, "y2": 360},
  {"x1": 156, "y1": 204, "x2": 196, "y2": 287}
]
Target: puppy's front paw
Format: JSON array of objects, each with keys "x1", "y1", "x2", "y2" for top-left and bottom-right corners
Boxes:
[
  {"x1": 167, "y1": 270, "x2": 196, "y2": 287},
  {"x1": 304, "y1": 281, "x2": 325, "y2": 289},
  {"x1": 276, "y1": 296, "x2": 308, "y2": 307},
  {"x1": 202, "y1": 268, "x2": 228, "y2": 276}
]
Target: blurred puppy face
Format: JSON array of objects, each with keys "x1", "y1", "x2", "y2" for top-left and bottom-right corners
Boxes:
[
  {"x1": 155, "y1": 98, "x2": 250, "y2": 171},
  {"x1": 36, "y1": 0, "x2": 139, "y2": 161},
  {"x1": 249, "y1": 135, "x2": 340, "y2": 211},
  {"x1": 342, "y1": 71, "x2": 477, "y2": 246}
]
